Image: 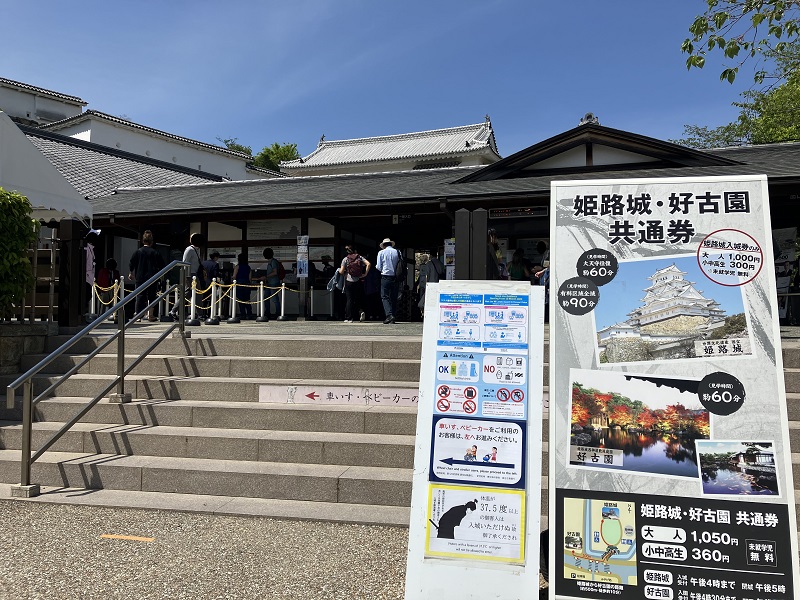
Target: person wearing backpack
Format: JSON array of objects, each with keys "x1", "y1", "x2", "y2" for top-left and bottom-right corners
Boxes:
[
  {"x1": 129, "y1": 230, "x2": 165, "y2": 322},
  {"x1": 337, "y1": 245, "x2": 371, "y2": 323},
  {"x1": 376, "y1": 237, "x2": 404, "y2": 324},
  {"x1": 260, "y1": 247, "x2": 282, "y2": 318}
]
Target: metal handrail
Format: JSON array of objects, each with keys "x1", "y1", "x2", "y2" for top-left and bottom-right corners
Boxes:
[{"x1": 6, "y1": 260, "x2": 191, "y2": 492}]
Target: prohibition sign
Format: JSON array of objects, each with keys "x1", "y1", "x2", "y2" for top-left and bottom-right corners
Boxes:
[
  {"x1": 463, "y1": 399, "x2": 477, "y2": 414},
  {"x1": 464, "y1": 386, "x2": 478, "y2": 400},
  {"x1": 496, "y1": 388, "x2": 511, "y2": 402},
  {"x1": 511, "y1": 389, "x2": 525, "y2": 403},
  {"x1": 437, "y1": 398, "x2": 451, "y2": 412},
  {"x1": 437, "y1": 384, "x2": 451, "y2": 398}
]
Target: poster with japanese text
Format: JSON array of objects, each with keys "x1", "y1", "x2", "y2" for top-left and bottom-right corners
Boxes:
[
  {"x1": 405, "y1": 281, "x2": 545, "y2": 599},
  {"x1": 550, "y1": 176, "x2": 798, "y2": 599}
]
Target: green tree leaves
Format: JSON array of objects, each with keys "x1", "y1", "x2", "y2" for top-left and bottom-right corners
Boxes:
[
  {"x1": 219, "y1": 138, "x2": 301, "y2": 173},
  {"x1": 682, "y1": 0, "x2": 800, "y2": 83},
  {"x1": 253, "y1": 143, "x2": 300, "y2": 172},
  {"x1": 0, "y1": 188, "x2": 38, "y2": 315},
  {"x1": 671, "y1": 73, "x2": 800, "y2": 147}
]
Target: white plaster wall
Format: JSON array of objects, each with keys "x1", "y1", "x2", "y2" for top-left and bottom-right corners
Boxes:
[
  {"x1": 0, "y1": 87, "x2": 82, "y2": 123},
  {"x1": 54, "y1": 119, "x2": 266, "y2": 181}
]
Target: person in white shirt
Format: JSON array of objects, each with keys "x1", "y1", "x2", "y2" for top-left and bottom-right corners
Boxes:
[{"x1": 376, "y1": 237, "x2": 401, "y2": 324}]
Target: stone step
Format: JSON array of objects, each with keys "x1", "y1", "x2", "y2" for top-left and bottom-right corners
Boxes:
[
  {"x1": 0, "y1": 483, "x2": 413, "y2": 527},
  {"x1": 45, "y1": 335, "x2": 425, "y2": 360},
  {"x1": 785, "y1": 368, "x2": 800, "y2": 394},
  {"x1": 32, "y1": 398, "x2": 419, "y2": 436},
  {"x1": 0, "y1": 449, "x2": 412, "y2": 506},
  {"x1": 20, "y1": 354, "x2": 423, "y2": 382},
  {"x1": 0, "y1": 421, "x2": 415, "y2": 469},
  {"x1": 9, "y1": 374, "x2": 421, "y2": 404},
  {"x1": 783, "y1": 342, "x2": 800, "y2": 369},
  {"x1": 22, "y1": 392, "x2": 800, "y2": 448}
]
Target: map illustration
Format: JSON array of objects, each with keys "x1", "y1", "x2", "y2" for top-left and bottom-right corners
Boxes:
[{"x1": 563, "y1": 497, "x2": 638, "y2": 586}]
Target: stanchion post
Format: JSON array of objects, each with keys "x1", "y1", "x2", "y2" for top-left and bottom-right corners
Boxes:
[
  {"x1": 308, "y1": 286, "x2": 317, "y2": 320},
  {"x1": 227, "y1": 281, "x2": 240, "y2": 324},
  {"x1": 256, "y1": 281, "x2": 269, "y2": 323},
  {"x1": 87, "y1": 279, "x2": 98, "y2": 322},
  {"x1": 187, "y1": 276, "x2": 201, "y2": 326},
  {"x1": 277, "y1": 283, "x2": 289, "y2": 321},
  {"x1": 329, "y1": 287, "x2": 334, "y2": 319},
  {"x1": 206, "y1": 279, "x2": 220, "y2": 325},
  {"x1": 160, "y1": 278, "x2": 173, "y2": 322}
]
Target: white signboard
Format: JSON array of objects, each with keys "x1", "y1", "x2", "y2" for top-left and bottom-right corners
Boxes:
[
  {"x1": 550, "y1": 176, "x2": 798, "y2": 600},
  {"x1": 405, "y1": 280, "x2": 544, "y2": 600}
]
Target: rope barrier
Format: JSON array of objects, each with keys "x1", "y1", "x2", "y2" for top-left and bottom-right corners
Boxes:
[{"x1": 100, "y1": 277, "x2": 338, "y2": 323}]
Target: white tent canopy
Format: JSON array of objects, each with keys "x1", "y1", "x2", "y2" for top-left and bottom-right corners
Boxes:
[{"x1": 0, "y1": 110, "x2": 91, "y2": 224}]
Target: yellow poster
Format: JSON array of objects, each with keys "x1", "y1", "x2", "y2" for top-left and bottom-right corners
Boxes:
[{"x1": 425, "y1": 483, "x2": 525, "y2": 564}]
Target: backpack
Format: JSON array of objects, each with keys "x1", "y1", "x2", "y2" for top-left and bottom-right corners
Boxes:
[
  {"x1": 394, "y1": 249, "x2": 407, "y2": 283},
  {"x1": 276, "y1": 260, "x2": 286, "y2": 281},
  {"x1": 346, "y1": 254, "x2": 364, "y2": 278}
]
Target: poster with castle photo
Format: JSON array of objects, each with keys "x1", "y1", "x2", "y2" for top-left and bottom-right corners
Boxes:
[
  {"x1": 550, "y1": 175, "x2": 799, "y2": 599},
  {"x1": 593, "y1": 254, "x2": 753, "y2": 365}
]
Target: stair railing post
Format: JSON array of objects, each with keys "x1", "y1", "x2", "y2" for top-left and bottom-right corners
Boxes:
[
  {"x1": 20, "y1": 379, "x2": 33, "y2": 487},
  {"x1": 109, "y1": 296, "x2": 131, "y2": 403},
  {"x1": 329, "y1": 287, "x2": 334, "y2": 318},
  {"x1": 10, "y1": 378, "x2": 40, "y2": 496}
]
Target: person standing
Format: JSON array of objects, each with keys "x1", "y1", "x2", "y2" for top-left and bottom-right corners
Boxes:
[
  {"x1": 508, "y1": 249, "x2": 531, "y2": 281},
  {"x1": 376, "y1": 237, "x2": 401, "y2": 324},
  {"x1": 261, "y1": 248, "x2": 281, "y2": 318},
  {"x1": 200, "y1": 251, "x2": 220, "y2": 318},
  {"x1": 128, "y1": 230, "x2": 165, "y2": 321},
  {"x1": 337, "y1": 245, "x2": 371, "y2": 322},
  {"x1": 172, "y1": 233, "x2": 205, "y2": 320},
  {"x1": 232, "y1": 253, "x2": 253, "y2": 319}
]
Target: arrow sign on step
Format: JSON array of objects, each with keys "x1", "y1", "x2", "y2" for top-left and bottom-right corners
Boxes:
[
  {"x1": 306, "y1": 392, "x2": 320, "y2": 400},
  {"x1": 439, "y1": 457, "x2": 515, "y2": 469}
]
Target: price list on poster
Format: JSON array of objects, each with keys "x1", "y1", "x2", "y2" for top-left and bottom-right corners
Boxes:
[
  {"x1": 405, "y1": 281, "x2": 545, "y2": 599},
  {"x1": 550, "y1": 176, "x2": 798, "y2": 600}
]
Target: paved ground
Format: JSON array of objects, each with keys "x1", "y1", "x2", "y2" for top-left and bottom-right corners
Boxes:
[
  {"x1": 0, "y1": 495, "x2": 547, "y2": 599},
  {"x1": 0, "y1": 500, "x2": 409, "y2": 600}
]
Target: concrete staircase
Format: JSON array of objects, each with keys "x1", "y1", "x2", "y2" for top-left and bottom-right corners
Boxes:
[
  {"x1": 0, "y1": 328, "x2": 797, "y2": 528},
  {"x1": 0, "y1": 333, "x2": 422, "y2": 523}
]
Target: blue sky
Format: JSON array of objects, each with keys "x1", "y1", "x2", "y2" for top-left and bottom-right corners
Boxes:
[
  {"x1": 593, "y1": 255, "x2": 747, "y2": 329},
  {"x1": 0, "y1": 1, "x2": 754, "y2": 158}
]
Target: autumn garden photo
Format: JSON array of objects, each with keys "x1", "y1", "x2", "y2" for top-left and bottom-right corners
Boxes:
[{"x1": 570, "y1": 369, "x2": 710, "y2": 478}]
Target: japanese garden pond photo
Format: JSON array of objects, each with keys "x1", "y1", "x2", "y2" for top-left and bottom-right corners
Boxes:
[
  {"x1": 570, "y1": 427, "x2": 701, "y2": 478},
  {"x1": 696, "y1": 441, "x2": 779, "y2": 496},
  {"x1": 569, "y1": 369, "x2": 710, "y2": 478}
]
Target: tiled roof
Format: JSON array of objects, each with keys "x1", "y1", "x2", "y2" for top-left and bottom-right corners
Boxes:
[
  {"x1": 21, "y1": 125, "x2": 223, "y2": 199},
  {"x1": 88, "y1": 141, "x2": 800, "y2": 218},
  {"x1": 281, "y1": 121, "x2": 500, "y2": 170},
  {"x1": 0, "y1": 77, "x2": 86, "y2": 106},
  {"x1": 41, "y1": 110, "x2": 252, "y2": 160}
]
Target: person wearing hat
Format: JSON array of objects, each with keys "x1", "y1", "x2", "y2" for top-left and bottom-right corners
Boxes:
[{"x1": 376, "y1": 237, "x2": 402, "y2": 324}]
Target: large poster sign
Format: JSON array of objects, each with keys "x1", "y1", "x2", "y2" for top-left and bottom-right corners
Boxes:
[
  {"x1": 550, "y1": 176, "x2": 798, "y2": 599},
  {"x1": 405, "y1": 281, "x2": 545, "y2": 599}
]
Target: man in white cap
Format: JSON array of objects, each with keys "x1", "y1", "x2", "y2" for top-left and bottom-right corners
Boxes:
[{"x1": 376, "y1": 237, "x2": 401, "y2": 323}]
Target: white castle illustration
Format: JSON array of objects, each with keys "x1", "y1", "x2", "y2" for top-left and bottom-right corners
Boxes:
[{"x1": 598, "y1": 264, "x2": 729, "y2": 360}]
